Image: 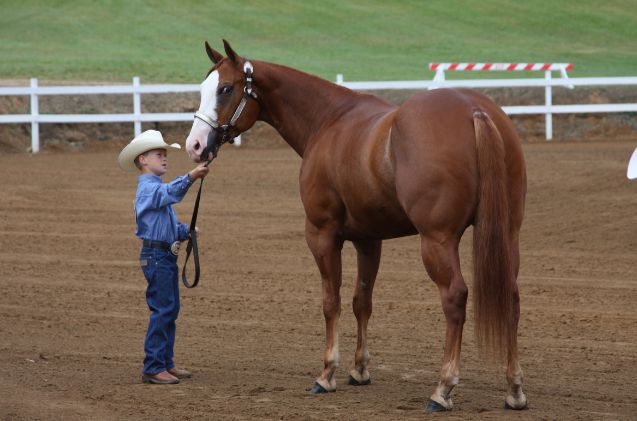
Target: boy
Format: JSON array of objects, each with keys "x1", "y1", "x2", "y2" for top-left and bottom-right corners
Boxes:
[{"x1": 118, "y1": 130, "x2": 209, "y2": 384}]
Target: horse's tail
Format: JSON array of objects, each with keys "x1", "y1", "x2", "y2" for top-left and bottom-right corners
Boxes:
[{"x1": 472, "y1": 110, "x2": 515, "y2": 361}]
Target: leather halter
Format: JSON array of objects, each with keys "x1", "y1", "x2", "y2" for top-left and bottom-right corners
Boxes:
[{"x1": 194, "y1": 61, "x2": 258, "y2": 161}]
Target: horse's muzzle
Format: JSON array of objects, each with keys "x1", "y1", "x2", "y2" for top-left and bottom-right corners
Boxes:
[{"x1": 200, "y1": 129, "x2": 221, "y2": 163}]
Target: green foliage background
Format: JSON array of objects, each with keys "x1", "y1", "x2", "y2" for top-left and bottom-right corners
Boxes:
[{"x1": 1, "y1": 0, "x2": 635, "y2": 82}]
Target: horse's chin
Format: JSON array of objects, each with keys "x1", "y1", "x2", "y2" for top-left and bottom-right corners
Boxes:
[{"x1": 186, "y1": 149, "x2": 202, "y2": 163}]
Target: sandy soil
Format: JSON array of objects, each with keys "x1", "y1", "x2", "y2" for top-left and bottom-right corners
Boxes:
[{"x1": 1, "y1": 140, "x2": 636, "y2": 420}]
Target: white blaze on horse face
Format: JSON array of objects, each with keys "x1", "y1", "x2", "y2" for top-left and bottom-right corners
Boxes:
[
  {"x1": 200, "y1": 70, "x2": 219, "y2": 120},
  {"x1": 186, "y1": 70, "x2": 219, "y2": 161}
]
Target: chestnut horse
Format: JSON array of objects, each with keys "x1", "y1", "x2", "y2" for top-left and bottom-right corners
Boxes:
[{"x1": 186, "y1": 40, "x2": 528, "y2": 412}]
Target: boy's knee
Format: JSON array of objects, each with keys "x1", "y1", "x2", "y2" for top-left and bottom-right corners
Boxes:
[{"x1": 157, "y1": 305, "x2": 179, "y2": 322}]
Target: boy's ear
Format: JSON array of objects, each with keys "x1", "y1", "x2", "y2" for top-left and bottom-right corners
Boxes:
[{"x1": 136, "y1": 153, "x2": 149, "y2": 168}]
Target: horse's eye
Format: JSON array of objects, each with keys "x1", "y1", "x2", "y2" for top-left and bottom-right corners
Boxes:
[{"x1": 218, "y1": 85, "x2": 233, "y2": 95}]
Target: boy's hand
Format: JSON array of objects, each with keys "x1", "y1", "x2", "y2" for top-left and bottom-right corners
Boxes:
[
  {"x1": 188, "y1": 163, "x2": 210, "y2": 181},
  {"x1": 188, "y1": 227, "x2": 199, "y2": 239}
]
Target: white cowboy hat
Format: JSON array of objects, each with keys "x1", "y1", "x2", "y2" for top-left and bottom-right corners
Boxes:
[{"x1": 118, "y1": 130, "x2": 181, "y2": 171}]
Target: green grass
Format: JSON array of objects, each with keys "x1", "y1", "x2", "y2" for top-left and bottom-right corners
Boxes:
[{"x1": 1, "y1": 0, "x2": 636, "y2": 83}]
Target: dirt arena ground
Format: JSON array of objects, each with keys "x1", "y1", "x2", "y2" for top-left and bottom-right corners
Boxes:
[{"x1": 1, "y1": 139, "x2": 636, "y2": 420}]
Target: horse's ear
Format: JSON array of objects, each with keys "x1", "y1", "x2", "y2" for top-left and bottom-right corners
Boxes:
[
  {"x1": 205, "y1": 41, "x2": 223, "y2": 64},
  {"x1": 223, "y1": 39, "x2": 238, "y2": 62}
]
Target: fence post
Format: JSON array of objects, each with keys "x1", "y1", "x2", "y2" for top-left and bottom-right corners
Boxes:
[
  {"x1": 545, "y1": 70, "x2": 553, "y2": 140},
  {"x1": 429, "y1": 68, "x2": 446, "y2": 90},
  {"x1": 433, "y1": 68, "x2": 446, "y2": 82},
  {"x1": 133, "y1": 76, "x2": 141, "y2": 136},
  {"x1": 30, "y1": 78, "x2": 39, "y2": 153}
]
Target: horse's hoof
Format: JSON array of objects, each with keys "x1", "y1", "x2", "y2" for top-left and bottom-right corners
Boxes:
[
  {"x1": 310, "y1": 382, "x2": 333, "y2": 394},
  {"x1": 504, "y1": 400, "x2": 529, "y2": 410},
  {"x1": 347, "y1": 375, "x2": 371, "y2": 386},
  {"x1": 426, "y1": 399, "x2": 451, "y2": 412}
]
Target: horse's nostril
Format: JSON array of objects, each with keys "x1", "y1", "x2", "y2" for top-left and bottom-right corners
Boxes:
[{"x1": 194, "y1": 143, "x2": 200, "y2": 151}]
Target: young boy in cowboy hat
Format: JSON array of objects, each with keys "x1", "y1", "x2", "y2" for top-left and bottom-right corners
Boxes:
[{"x1": 118, "y1": 129, "x2": 209, "y2": 384}]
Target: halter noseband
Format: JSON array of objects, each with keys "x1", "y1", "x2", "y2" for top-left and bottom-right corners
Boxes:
[{"x1": 194, "y1": 61, "x2": 258, "y2": 161}]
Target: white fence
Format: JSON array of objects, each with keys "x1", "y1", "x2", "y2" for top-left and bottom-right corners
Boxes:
[{"x1": 1, "y1": 75, "x2": 637, "y2": 152}]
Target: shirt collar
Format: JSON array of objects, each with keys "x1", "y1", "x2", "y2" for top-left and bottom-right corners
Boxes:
[{"x1": 138, "y1": 174, "x2": 162, "y2": 182}]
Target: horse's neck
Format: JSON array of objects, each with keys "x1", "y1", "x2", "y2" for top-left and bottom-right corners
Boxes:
[{"x1": 255, "y1": 61, "x2": 361, "y2": 157}]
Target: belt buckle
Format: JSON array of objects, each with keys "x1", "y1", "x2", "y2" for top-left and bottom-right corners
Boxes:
[{"x1": 170, "y1": 241, "x2": 181, "y2": 256}]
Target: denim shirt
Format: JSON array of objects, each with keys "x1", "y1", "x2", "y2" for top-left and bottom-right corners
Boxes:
[{"x1": 135, "y1": 174, "x2": 193, "y2": 243}]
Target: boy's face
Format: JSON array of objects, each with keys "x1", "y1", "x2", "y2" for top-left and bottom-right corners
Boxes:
[{"x1": 139, "y1": 148, "x2": 168, "y2": 176}]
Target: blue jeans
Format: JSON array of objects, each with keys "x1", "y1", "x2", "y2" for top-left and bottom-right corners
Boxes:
[{"x1": 140, "y1": 246, "x2": 180, "y2": 375}]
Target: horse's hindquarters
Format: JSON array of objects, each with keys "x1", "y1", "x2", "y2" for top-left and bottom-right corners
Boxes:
[{"x1": 390, "y1": 89, "x2": 483, "y2": 235}]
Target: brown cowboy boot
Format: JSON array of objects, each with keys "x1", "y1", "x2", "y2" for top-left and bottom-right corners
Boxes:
[
  {"x1": 168, "y1": 367, "x2": 192, "y2": 379},
  {"x1": 142, "y1": 370, "x2": 179, "y2": 384}
]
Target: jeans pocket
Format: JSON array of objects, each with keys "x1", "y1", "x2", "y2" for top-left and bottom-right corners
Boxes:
[{"x1": 140, "y1": 250, "x2": 156, "y2": 281}]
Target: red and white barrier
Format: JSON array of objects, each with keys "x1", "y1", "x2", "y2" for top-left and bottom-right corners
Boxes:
[
  {"x1": 430, "y1": 63, "x2": 575, "y2": 90},
  {"x1": 430, "y1": 63, "x2": 573, "y2": 84},
  {"x1": 430, "y1": 63, "x2": 573, "y2": 72}
]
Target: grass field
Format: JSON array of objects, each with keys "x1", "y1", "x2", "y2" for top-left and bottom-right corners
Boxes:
[{"x1": 1, "y1": 0, "x2": 636, "y2": 82}]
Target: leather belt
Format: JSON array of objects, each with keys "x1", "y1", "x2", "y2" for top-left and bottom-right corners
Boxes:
[{"x1": 142, "y1": 239, "x2": 180, "y2": 256}]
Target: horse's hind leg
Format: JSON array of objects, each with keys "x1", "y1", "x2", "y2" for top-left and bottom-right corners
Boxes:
[
  {"x1": 505, "y1": 232, "x2": 528, "y2": 409},
  {"x1": 348, "y1": 239, "x2": 382, "y2": 386},
  {"x1": 420, "y1": 233, "x2": 468, "y2": 412}
]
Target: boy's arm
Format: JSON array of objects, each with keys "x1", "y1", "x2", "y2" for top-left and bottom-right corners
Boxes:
[
  {"x1": 143, "y1": 175, "x2": 193, "y2": 209},
  {"x1": 140, "y1": 163, "x2": 208, "y2": 211},
  {"x1": 166, "y1": 174, "x2": 194, "y2": 200}
]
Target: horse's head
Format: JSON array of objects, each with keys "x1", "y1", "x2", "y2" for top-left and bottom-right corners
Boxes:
[{"x1": 186, "y1": 40, "x2": 260, "y2": 162}]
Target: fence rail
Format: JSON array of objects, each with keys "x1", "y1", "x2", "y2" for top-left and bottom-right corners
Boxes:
[{"x1": 1, "y1": 75, "x2": 637, "y2": 153}]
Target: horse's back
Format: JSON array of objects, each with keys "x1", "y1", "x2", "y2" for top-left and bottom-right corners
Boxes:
[{"x1": 390, "y1": 88, "x2": 526, "y2": 234}]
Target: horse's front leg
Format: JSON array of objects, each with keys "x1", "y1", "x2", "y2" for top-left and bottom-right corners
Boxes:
[
  {"x1": 305, "y1": 220, "x2": 344, "y2": 393},
  {"x1": 348, "y1": 239, "x2": 382, "y2": 386}
]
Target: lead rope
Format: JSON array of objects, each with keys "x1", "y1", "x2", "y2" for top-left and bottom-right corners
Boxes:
[{"x1": 181, "y1": 158, "x2": 212, "y2": 288}]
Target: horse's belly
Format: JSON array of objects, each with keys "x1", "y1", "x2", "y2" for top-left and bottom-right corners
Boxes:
[
  {"x1": 342, "y1": 201, "x2": 417, "y2": 240},
  {"x1": 338, "y1": 155, "x2": 415, "y2": 240}
]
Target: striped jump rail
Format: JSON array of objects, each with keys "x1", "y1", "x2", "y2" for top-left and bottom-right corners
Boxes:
[{"x1": 429, "y1": 63, "x2": 573, "y2": 72}]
